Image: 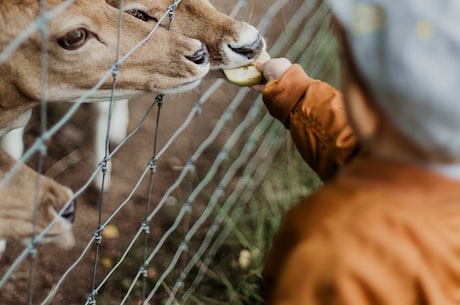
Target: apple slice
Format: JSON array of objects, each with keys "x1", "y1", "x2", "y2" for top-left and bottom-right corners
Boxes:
[{"x1": 223, "y1": 50, "x2": 271, "y2": 86}]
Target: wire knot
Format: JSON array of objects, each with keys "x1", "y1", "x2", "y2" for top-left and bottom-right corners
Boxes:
[
  {"x1": 167, "y1": 3, "x2": 178, "y2": 15},
  {"x1": 140, "y1": 265, "x2": 148, "y2": 278},
  {"x1": 99, "y1": 157, "x2": 111, "y2": 174},
  {"x1": 179, "y1": 241, "x2": 189, "y2": 252},
  {"x1": 168, "y1": 9, "x2": 176, "y2": 21},
  {"x1": 194, "y1": 102, "x2": 202, "y2": 115},
  {"x1": 148, "y1": 157, "x2": 157, "y2": 172},
  {"x1": 183, "y1": 202, "x2": 192, "y2": 214},
  {"x1": 37, "y1": 137, "x2": 48, "y2": 156},
  {"x1": 155, "y1": 94, "x2": 164, "y2": 106},
  {"x1": 27, "y1": 243, "x2": 38, "y2": 259},
  {"x1": 87, "y1": 296, "x2": 96, "y2": 305},
  {"x1": 111, "y1": 62, "x2": 121, "y2": 80},
  {"x1": 93, "y1": 226, "x2": 104, "y2": 244},
  {"x1": 141, "y1": 221, "x2": 151, "y2": 234},
  {"x1": 223, "y1": 110, "x2": 233, "y2": 121},
  {"x1": 219, "y1": 149, "x2": 229, "y2": 160},
  {"x1": 215, "y1": 187, "x2": 225, "y2": 199}
]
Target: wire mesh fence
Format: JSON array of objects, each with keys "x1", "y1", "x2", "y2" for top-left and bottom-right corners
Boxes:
[{"x1": 0, "y1": 0, "x2": 337, "y2": 304}]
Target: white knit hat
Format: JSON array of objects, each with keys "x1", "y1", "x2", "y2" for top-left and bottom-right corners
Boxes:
[{"x1": 326, "y1": 0, "x2": 460, "y2": 159}]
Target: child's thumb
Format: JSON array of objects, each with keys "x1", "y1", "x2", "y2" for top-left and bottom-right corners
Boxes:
[{"x1": 263, "y1": 58, "x2": 292, "y2": 82}]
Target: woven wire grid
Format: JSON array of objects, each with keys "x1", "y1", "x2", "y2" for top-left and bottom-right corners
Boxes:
[{"x1": 0, "y1": 0, "x2": 336, "y2": 304}]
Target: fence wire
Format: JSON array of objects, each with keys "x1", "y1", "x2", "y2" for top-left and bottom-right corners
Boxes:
[{"x1": 0, "y1": 0, "x2": 336, "y2": 304}]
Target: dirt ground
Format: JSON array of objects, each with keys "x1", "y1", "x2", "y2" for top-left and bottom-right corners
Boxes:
[
  {"x1": 0, "y1": 84, "x2": 256, "y2": 305},
  {"x1": 0, "y1": 0, "x2": 308, "y2": 304}
]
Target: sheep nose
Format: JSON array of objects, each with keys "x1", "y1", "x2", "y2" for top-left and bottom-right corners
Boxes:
[
  {"x1": 61, "y1": 200, "x2": 76, "y2": 224},
  {"x1": 229, "y1": 34, "x2": 264, "y2": 60},
  {"x1": 186, "y1": 43, "x2": 209, "y2": 65}
]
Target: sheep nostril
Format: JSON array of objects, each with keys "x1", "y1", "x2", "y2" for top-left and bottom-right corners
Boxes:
[
  {"x1": 229, "y1": 34, "x2": 264, "y2": 60},
  {"x1": 185, "y1": 43, "x2": 209, "y2": 65},
  {"x1": 61, "y1": 200, "x2": 76, "y2": 224}
]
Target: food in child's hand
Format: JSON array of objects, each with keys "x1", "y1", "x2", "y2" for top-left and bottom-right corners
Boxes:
[{"x1": 223, "y1": 50, "x2": 271, "y2": 86}]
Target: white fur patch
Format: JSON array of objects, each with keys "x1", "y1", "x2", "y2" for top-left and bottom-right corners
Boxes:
[{"x1": 0, "y1": 109, "x2": 31, "y2": 138}]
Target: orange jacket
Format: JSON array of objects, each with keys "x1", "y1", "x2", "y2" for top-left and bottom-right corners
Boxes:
[
  {"x1": 261, "y1": 64, "x2": 460, "y2": 304},
  {"x1": 263, "y1": 64, "x2": 358, "y2": 180},
  {"x1": 262, "y1": 158, "x2": 460, "y2": 305}
]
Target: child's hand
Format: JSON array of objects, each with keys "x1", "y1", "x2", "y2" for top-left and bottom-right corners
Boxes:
[{"x1": 251, "y1": 58, "x2": 292, "y2": 93}]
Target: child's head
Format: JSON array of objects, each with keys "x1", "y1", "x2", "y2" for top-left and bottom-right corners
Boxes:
[{"x1": 327, "y1": 0, "x2": 460, "y2": 163}]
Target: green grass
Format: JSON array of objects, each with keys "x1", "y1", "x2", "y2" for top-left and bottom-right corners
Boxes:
[{"x1": 184, "y1": 144, "x2": 322, "y2": 305}]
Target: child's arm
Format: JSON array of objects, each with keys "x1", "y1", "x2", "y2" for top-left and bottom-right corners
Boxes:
[{"x1": 254, "y1": 59, "x2": 359, "y2": 180}]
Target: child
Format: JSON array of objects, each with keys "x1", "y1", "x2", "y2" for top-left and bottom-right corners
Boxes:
[{"x1": 253, "y1": 1, "x2": 460, "y2": 304}]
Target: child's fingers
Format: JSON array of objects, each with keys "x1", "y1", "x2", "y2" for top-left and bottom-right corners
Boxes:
[
  {"x1": 255, "y1": 61, "x2": 266, "y2": 72},
  {"x1": 251, "y1": 58, "x2": 292, "y2": 93},
  {"x1": 250, "y1": 83, "x2": 265, "y2": 93},
  {"x1": 263, "y1": 58, "x2": 292, "y2": 82}
]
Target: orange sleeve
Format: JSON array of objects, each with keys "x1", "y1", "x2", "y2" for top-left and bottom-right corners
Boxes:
[{"x1": 263, "y1": 64, "x2": 359, "y2": 180}]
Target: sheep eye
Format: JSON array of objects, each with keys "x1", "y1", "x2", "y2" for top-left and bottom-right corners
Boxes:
[
  {"x1": 125, "y1": 9, "x2": 158, "y2": 23},
  {"x1": 57, "y1": 28, "x2": 89, "y2": 50}
]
